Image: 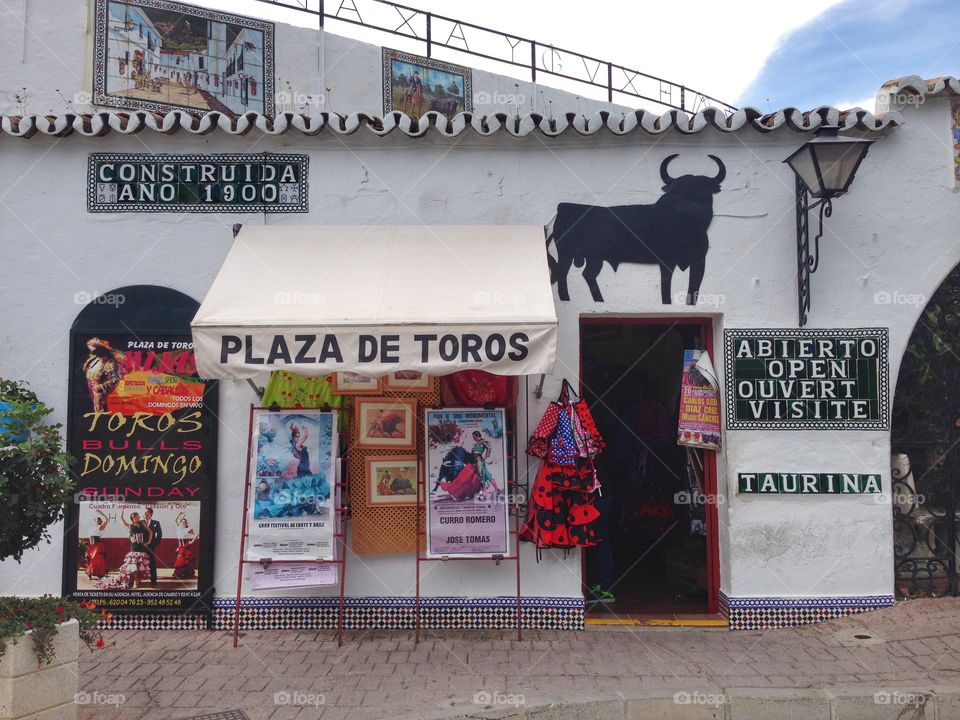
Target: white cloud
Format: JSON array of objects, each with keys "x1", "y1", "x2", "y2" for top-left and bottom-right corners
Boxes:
[{"x1": 835, "y1": 95, "x2": 878, "y2": 111}]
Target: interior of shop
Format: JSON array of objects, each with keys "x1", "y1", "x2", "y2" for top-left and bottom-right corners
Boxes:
[{"x1": 581, "y1": 319, "x2": 711, "y2": 617}]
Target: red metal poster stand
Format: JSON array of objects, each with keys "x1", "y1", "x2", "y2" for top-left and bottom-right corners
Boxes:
[
  {"x1": 415, "y1": 409, "x2": 523, "y2": 643},
  {"x1": 233, "y1": 405, "x2": 350, "y2": 648}
]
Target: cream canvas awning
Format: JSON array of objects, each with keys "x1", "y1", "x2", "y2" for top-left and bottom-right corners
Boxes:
[{"x1": 191, "y1": 225, "x2": 558, "y2": 379}]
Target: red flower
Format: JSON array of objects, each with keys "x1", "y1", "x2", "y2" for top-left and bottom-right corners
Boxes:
[
  {"x1": 57, "y1": 618, "x2": 63, "y2": 625},
  {"x1": 24, "y1": 621, "x2": 32, "y2": 629},
  {"x1": 95, "y1": 638, "x2": 105, "y2": 649},
  {"x1": 56, "y1": 606, "x2": 64, "y2": 614}
]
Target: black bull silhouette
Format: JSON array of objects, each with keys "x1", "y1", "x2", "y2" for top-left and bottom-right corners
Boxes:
[{"x1": 546, "y1": 155, "x2": 726, "y2": 303}]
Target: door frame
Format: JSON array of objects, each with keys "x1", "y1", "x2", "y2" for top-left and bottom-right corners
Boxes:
[{"x1": 578, "y1": 315, "x2": 721, "y2": 615}]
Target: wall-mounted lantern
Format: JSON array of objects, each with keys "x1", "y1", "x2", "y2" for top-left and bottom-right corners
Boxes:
[{"x1": 783, "y1": 126, "x2": 874, "y2": 326}]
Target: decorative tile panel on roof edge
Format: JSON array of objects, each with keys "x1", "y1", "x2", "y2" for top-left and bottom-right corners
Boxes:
[{"x1": 0, "y1": 104, "x2": 907, "y2": 140}]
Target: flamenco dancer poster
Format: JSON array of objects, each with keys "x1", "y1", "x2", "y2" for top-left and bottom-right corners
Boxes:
[
  {"x1": 65, "y1": 326, "x2": 218, "y2": 616},
  {"x1": 246, "y1": 409, "x2": 337, "y2": 562},
  {"x1": 425, "y1": 408, "x2": 509, "y2": 558},
  {"x1": 76, "y1": 500, "x2": 201, "y2": 592}
]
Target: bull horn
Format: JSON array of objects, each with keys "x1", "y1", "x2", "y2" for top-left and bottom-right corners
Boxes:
[
  {"x1": 660, "y1": 154, "x2": 678, "y2": 185},
  {"x1": 708, "y1": 154, "x2": 726, "y2": 184}
]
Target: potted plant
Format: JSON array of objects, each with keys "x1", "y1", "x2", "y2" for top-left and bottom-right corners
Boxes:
[{"x1": 0, "y1": 379, "x2": 105, "y2": 720}]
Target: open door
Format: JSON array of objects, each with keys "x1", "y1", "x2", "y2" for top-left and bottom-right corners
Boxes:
[{"x1": 580, "y1": 317, "x2": 720, "y2": 619}]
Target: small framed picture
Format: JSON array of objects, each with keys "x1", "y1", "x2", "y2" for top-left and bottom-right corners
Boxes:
[
  {"x1": 354, "y1": 397, "x2": 417, "y2": 449},
  {"x1": 383, "y1": 371, "x2": 432, "y2": 392},
  {"x1": 365, "y1": 455, "x2": 419, "y2": 506},
  {"x1": 331, "y1": 372, "x2": 380, "y2": 395}
]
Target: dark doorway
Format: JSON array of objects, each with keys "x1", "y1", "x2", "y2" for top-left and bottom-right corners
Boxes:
[{"x1": 580, "y1": 317, "x2": 718, "y2": 617}]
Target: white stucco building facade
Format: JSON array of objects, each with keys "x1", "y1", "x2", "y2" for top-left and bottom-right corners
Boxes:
[{"x1": 1, "y1": 0, "x2": 958, "y2": 632}]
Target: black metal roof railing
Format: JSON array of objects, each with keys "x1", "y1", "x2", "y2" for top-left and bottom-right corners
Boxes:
[{"x1": 252, "y1": 0, "x2": 738, "y2": 115}]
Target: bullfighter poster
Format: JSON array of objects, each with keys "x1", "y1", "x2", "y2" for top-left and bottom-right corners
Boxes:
[
  {"x1": 677, "y1": 349, "x2": 721, "y2": 450},
  {"x1": 425, "y1": 408, "x2": 509, "y2": 558},
  {"x1": 246, "y1": 409, "x2": 337, "y2": 562},
  {"x1": 65, "y1": 331, "x2": 217, "y2": 615}
]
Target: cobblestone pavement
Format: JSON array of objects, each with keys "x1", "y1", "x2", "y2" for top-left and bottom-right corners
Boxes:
[{"x1": 77, "y1": 598, "x2": 960, "y2": 719}]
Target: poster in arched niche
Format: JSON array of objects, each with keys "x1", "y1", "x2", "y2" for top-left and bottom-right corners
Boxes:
[{"x1": 63, "y1": 285, "x2": 218, "y2": 626}]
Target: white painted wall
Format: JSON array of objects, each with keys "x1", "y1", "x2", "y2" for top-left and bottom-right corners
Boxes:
[
  {"x1": 2, "y1": 95, "x2": 957, "y2": 603},
  {"x1": 1, "y1": 0, "x2": 958, "y2": 607}
]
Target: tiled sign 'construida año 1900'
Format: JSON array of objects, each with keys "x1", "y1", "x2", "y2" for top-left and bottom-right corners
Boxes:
[{"x1": 87, "y1": 153, "x2": 309, "y2": 213}]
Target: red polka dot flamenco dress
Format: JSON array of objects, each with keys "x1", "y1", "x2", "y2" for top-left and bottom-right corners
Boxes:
[{"x1": 521, "y1": 380, "x2": 605, "y2": 549}]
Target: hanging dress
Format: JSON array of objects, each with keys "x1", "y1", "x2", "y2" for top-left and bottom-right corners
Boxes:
[
  {"x1": 261, "y1": 371, "x2": 347, "y2": 430},
  {"x1": 521, "y1": 380, "x2": 605, "y2": 550}
]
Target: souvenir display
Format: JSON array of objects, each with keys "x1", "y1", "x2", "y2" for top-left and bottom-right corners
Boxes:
[{"x1": 522, "y1": 380, "x2": 604, "y2": 549}]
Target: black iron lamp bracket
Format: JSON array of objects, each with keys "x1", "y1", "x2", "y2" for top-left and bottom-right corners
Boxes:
[{"x1": 796, "y1": 177, "x2": 836, "y2": 327}]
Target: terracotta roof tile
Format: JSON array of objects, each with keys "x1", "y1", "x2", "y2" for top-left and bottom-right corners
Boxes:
[
  {"x1": 0, "y1": 105, "x2": 901, "y2": 140},
  {"x1": 880, "y1": 75, "x2": 960, "y2": 97},
  {"x1": 5, "y1": 75, "x2": 955, "y2": 141}
]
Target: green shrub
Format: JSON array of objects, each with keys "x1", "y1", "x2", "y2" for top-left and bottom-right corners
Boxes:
[{"x1": 0, "y1": 379, "x2": 75, "y2": 562}]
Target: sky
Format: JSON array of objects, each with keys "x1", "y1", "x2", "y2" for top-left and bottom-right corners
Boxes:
[{"x1": 191, "y1": 0, "x2": 958, "y2": 112}]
